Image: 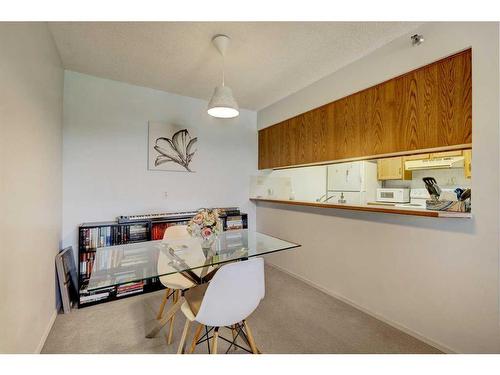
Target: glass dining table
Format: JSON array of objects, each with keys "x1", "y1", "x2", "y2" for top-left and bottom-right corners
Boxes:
[{"x1": 87, "y1": 229, "x2": 300, "y2": 338}]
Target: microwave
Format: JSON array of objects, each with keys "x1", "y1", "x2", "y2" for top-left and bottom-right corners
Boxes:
[{"x1": 376, "y1": 188, "x2": 410, "y2": 203}]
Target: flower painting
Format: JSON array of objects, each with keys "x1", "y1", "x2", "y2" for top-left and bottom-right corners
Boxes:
[{"x1": 148, "y1": 122, "x2": 198, "y2": 172}]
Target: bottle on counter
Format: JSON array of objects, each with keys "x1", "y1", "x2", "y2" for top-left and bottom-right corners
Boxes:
[{"x1": 338, "y1": 192, "x2": 346, "y2": 204}]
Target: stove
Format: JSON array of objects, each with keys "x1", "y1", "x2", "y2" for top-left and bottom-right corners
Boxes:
[{"x1": 395, "y1": 189, "x2": 428, "y2": 208}]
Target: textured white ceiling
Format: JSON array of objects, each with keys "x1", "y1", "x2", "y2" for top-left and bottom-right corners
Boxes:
[{"x1": 48, "y1": 22, "x2": 421, "y2": 110}]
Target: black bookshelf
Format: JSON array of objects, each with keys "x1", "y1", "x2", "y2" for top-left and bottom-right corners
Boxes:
[{"x1": 78, "y1": 209, "x2": 248, "y2": 308}]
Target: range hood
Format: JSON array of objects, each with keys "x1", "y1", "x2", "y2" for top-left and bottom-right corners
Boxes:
[{"x1": 405, "y1": 156, "x2": 465, "y2": 171}]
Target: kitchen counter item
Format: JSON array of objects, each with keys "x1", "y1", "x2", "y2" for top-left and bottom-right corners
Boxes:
[
  {"x1": 423, "y1": 177, "x2": 441, "y2": 199},
  {"x1": 425, "y1": 187, "x2": 470, "y2": 213},
  {"x1": 454, "y1": 188, "x2": 465, "y2": 200},
  {"x1": 459, "y1": 188, "x2": 471, "y2": 201},
  {"x1": 376, "y1": 188, "x2": 410, "y2": 203},
  {"x1": 426, "y1": 199, "x2": 469, "y2": 212},
  {"x1": 440, "y1": 191, "x2": 458, "y2": 201}
]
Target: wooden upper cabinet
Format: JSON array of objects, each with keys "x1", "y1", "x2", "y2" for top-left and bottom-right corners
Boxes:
[
  {"x1": 377, "y1": 157, "x2": 412, "y2": 181},
  {"x1": 429, "y1": 150, "x2": 463, "y2": 158},
  {"x1": 258, "y1": 49, "x2": 472, "y2": 169},
  {"x1": 359, "y1": 81, "x2": 396, "y2": 156},
  {"x1": 257, "y1": 127, "x2": 268, "y2": 169},
  {"x1": 332, "y1": 94, "x2": 361, "y2": 160},
  {"x1": 463, "y1": 149, "x2": 472, "y2": 178}
]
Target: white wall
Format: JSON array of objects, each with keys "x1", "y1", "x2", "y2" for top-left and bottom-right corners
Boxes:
[
  {"x1": 0, "y1": 23, "x2": 63, "y2": 353},
  {"x1": 62, "y1": 72, "x2": 257, "y2": 252},
  {"x1": 256, "y1": 22, "x2": 500, "y2": 353}
]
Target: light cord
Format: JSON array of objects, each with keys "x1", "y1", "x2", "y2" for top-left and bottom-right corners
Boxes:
[{"x1": 222, "y1": 54, "x2": 225, "y2": 86}]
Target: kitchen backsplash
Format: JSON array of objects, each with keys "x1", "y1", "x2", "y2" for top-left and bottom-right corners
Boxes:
[{"x1": 384, "y1": 168, "x2": 471, "y2": 190}]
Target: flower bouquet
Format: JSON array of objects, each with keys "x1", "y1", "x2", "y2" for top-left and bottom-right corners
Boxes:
[{"x1": 187, "y1": 208, "x2": 222, "y2": 249}]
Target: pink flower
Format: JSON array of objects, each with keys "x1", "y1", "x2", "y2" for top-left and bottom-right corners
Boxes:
[
  {"x1": 192, "y1": 214, "x2": 203, "y2": 225},
  {"x1": 201, "y1": 227, "x2": 212, "y2": 238}
]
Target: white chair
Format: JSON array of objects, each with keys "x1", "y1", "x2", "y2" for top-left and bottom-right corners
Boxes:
[
  {"x1": 156, "y1": 225, "x2": 197, "y2": 344},
  {"x1": 177, "y1": 257, "x2": 265, "y2": 354}
]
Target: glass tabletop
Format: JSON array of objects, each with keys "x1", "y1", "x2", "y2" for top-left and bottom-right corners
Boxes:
[{"x1": 87, "y1": 229, "x2": 300, "y2": 291}]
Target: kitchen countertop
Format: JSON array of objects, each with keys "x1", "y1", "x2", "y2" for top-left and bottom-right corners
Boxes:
[{"x1": 250, "y1": 198, "x2": 472, "y2": 218}]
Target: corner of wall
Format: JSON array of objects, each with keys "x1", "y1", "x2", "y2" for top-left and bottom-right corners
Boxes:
[{"x1": 35, "y1": 309, "x2": 58, "y2": 353}]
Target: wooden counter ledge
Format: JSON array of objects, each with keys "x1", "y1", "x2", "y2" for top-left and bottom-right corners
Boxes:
[{"x1": 250, "y1": 198, "x2": 472, "y2": 218}]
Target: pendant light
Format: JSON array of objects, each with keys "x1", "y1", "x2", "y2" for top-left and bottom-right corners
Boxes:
[{"x1": 207, "y1": 34, "x2": 239, "y2": 119}]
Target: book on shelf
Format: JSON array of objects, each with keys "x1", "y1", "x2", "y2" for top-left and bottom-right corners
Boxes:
[
  {"x1": 79, "y1": 252, "x2": 96, "y2": 280},
  {"x1": 80, "y1": 292, "x2": 110, "y2": 303},
  {"x1": 80, "y1": 224, "x2": 149, "y2": 251},
  {"x1": 79, "y1": 284, "x2": 115, "y2": 304},
  {"x1": 116, "y1": 281, "x2": 144, "y2": 297},
  {"x1": 151, "y1": 221, "x2": 189, "y2": 240},
  {"x1": 226, "y1": 215, "x2": 244, "y2": 230},
  {"x1": 80, "y1": 227, "x2": 111, "y2": 250}
]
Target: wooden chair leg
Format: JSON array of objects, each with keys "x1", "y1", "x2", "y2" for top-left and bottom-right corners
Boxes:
[
  {"x1": 211, "y1": 327, "x2": 219, "y2": 354},
  {"x1": 189, "y1": 324, "x2": 204, "y2": 354},
  {"x1": 146, "y1": 296, "x2": 184, "y2": 339},
  {"x1": 177, "y1": 318, "x2": 192, "y2": 354},
  {"x1": 167, "y1": 290, "x2": 179, "y2": 345},
  {"x1": 242, "y1": 320, "x2": 259, "y2": 354},
  {"x1": 230, "y1": 324, "x2": 238, "y2": 351},
  {"x1": 156, "y1": 288, "x2": 171, "y2": 320}
]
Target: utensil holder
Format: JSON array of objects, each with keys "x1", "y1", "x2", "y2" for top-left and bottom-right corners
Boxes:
[{"x1": 426, "y1": 199, "x2": 470, "y2": 212}]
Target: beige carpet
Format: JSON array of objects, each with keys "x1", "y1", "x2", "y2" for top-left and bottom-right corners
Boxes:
[{"x1": 42, "y1": 265, "x2": 440, "y2": 354}]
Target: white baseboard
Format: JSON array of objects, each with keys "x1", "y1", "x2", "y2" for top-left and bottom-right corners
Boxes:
[
  {"x1": 266, "y1": 261, "x2": 455, "y2": 354},
  {"x1": 35, "y1": 309, "x2": 57, "y2": 354}
]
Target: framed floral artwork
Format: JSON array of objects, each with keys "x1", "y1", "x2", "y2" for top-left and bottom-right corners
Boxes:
[{"x1": 148, "y1": 121, "x2": 198, "y2": 172}]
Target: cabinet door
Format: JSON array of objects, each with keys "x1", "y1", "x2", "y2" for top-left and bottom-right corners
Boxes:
[
  {"x1": 328, "y1": 162, "x2": 362, "y2": 191},
  {"x1": 268, "y1": 125, "x2": 282, "y2": 168},
  {"x1": 429, "y1": 150, "x2": 463, "y2": 159},
  {"x1": 377, "y1": 157, "x2": 404, "y2": 180},
  {"x1": 404, "y1": 153, "x2": 430, "y2": 161},
  {"x1": 463, "y1": 149, "x2": 472, "y2": 178},
  {"x1": 258, "y1": 128, "x2": 269, "y2": 169},
  {"x1": 332, "y1": 94, "x2": 361, "y2": 160}
]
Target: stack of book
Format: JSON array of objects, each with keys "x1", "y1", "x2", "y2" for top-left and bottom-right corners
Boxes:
[
  {"x1": 129, "y1": 224, "x2": 149, "y2": 242},
  {"x1": 80, "y1": 227, "x2": 112, "y2": 249},
  {"x1": 226, "y1": 215, "x2": 244, "y2": 230},
  {"x1": 151, "y1": 221, "x2": 189, "y2": 240},
  {"x1": 116, "y1": 281, "x2": 144, "y2": 297},
  {"x1": 79, "y1": 284, "x2": 114, "y2": 304},
  {"x1": 113, "y1": 226, "x2": 129, "y2": 245},
  {"x1": 79, "y1": 252, "x2": 96, "y2": 279}
]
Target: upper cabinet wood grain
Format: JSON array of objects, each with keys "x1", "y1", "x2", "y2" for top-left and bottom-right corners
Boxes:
[{"x1": 258, "y1": 49, "x2": 472, "y2": 169}]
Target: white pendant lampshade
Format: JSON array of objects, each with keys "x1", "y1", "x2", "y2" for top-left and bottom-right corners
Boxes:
[
  {"x1": 207, "y1": 85, "x2": 239, "y2": 118},
  {"x1": 207, "y1": 34, "x2": 239, "y2": 119}
]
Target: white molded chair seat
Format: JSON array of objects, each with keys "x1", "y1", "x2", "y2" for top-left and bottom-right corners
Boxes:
[
  {"x1": 158, "y1": 237, "x2": 202, "y2": 289},
  {"x1": 177, "y1": 257, "x2": 265, "y2": 354},
  {"x1": 156, "y1": 225, "x2": 196, "y2": 344},
  {"x1": 181, "y1": 301, "x2": 197, "y2": 321},
  {"x1": 158, "y1": 225, "x2": 198, "y2": 289}
]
